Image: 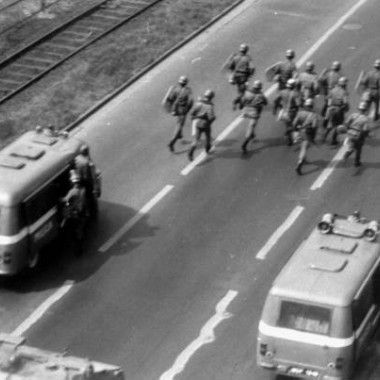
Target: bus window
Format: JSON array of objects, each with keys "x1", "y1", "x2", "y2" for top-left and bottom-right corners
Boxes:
[
  {"x1": 278, "y1": 301, "x2": 331, "y2": 335},
  {"x1": 353, "y1": 281, "x2": 373, "y2": 330},
  {"x1": 24, "y1": 183, "x2": 59, "y2": 224}
]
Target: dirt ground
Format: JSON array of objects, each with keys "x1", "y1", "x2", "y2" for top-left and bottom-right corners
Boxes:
[{"x1": 0, "y1": 0, "x2": 240, "y2": 149}]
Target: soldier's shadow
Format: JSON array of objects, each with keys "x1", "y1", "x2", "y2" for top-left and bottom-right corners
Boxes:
[{"x1": 0, "y1": 200, "x2": 159, "y2": 292}]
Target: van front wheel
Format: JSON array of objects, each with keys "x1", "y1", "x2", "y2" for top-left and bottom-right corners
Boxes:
[{"x1": 27, "y1": 250, "x2": 40, "y2": 270}]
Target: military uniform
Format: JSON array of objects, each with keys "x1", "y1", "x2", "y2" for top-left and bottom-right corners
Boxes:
[
  {"x1": 273, "y1": 85, "x2": 301, "y2": 145},
  {"x1": 324, "y1": 84, "x2": 349, "y2": 145},
  {"x1": 274, "y1": 60, "x2": 297, "y2": 91},
  {"x1": 188, "y1": 92, "x2": 216, "y2": 161},
  {"x1": 319, "y1": 67, "x2": 341, "y2": 117},
  {"x1": 343, "y1": 111, "x2": 370, "y2": 167},
  {"x1": 293, "y1": 106, "x2": 319, "y2": 174},
  {"x1": 228, "y1": 51, "x2": 255, "y2": 110},
  {"x1": 360, "y1": 68, "x2": 380, "y2": 120},
  {"x1": 297, "y1": 70, "x2": 318, "y2": 104},
  {"x1": 241, "y1": 84, "x2": 268, "y2": 153},
  {"x1": 167, "y1": 80, "x2": 193, "y2": 151},
  {"x1": 62, "y1": 177, "x2": 87, "y2": 255}
]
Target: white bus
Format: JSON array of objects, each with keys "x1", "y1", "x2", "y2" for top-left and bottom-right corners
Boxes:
[{"x1": 257, "y1": 212, "x2": 380, "y2": 379}]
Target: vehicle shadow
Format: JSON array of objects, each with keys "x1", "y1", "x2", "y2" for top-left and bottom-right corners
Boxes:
[{"x1": 0, "y1": 199, "x2": 159, "y2": 292}]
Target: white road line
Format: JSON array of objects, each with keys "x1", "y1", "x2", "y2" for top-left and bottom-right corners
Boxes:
[
  {"x1": 256, "y1": 206, "x2": 304, "y2": 260},
  {"x1": 310, "y1": 147, "x2": 346, "y2": 190},
  {"x1": 99, "y1": 185, "x2": 174, "y2": 252},
  {"x1": 159, "y1": 290, "x2": 238, "y2": 380},
  {"x1": 181, "y1": 0, "x2": 368, "y2": 174},
  {"x1": 12, "y1": 280, "x2": 74, "y2": 336}
]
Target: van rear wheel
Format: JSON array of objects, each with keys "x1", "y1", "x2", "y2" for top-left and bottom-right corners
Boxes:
[{"x1": 27, "y1": 250, "x2": 40, "y2": 270}]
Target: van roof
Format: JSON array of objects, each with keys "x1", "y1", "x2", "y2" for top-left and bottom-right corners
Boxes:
[
  {"x1": 271, "y1": 217, "x2": 380, "y2": 308},
  {"x1": 0, "y1": 129, "x2": 84, "y2": 206}
]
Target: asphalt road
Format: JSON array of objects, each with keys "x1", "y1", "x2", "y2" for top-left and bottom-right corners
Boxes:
[{"x1": 2, "y1": 0, "x2": 380, "y2": 379}]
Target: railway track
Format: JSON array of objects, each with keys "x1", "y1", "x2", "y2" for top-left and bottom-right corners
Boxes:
[{"x1": 0, "y1": 0, "x2": 163, "y2": 105}]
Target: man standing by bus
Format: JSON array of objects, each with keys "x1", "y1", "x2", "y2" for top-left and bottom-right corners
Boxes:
[{"x1": 62, "y1": 171, "x2": 87, "y2": 255}]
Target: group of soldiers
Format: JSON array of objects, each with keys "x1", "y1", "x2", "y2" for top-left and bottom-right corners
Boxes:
[{"x1": 163, "y1": 44, "x2": 380, "y2": 174}]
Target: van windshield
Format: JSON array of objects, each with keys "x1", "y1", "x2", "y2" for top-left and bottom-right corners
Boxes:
[{"x1": 278, "y1": 301, "x2": 331, "y2": 335}]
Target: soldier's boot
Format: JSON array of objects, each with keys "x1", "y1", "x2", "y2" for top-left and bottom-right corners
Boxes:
[
  {"x1": 188, "y1": 146, "x2": 196, "y2": 161},
  {"x1": 295, "y1": 160, "x2": 303, "y2": 175}
]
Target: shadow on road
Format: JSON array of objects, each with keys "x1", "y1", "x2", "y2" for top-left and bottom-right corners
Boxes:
[{"x1": 0, "y1": 199, "x2": 159, "y2": 292}]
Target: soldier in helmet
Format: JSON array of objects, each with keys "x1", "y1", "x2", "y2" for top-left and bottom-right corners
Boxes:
[
  {"x1": 240, "y1": 80, "x2": 268, "y2": 154},
  {"x1": 292, "y1": 98, "x2": 319, "y2": 175},
  {"x1": 75, "y1": 145, "x2": 97, "y2": 216},
  {"x1": 272, "y1": 49, "x2": 298, "y2": 91},
  {"x1": 297, "y1": 61, "x2": 319, "y2": 106},
  {"x1": 188, "y1": 89, "x2": 216, "y2": 161},
  {"x1": 273, "y1": 78, "x2": 302, "y2": 145},
  {"x1": 61, "y1": 170, "x2": 88, "y2": 255},
  {"x1": 226, "y1": 43, "x2": 255, "y2": 110},
  {"x1": 165, "y1": 75, "x2": 194, "y2": 152},
  {"x1": 359, "y1": 59, "x2": 380, "y2": 120},
  {"x1": 324, "y1": 76, "x2": 350, "y2": 146},
  {"x1": 319, "y1": 61, "x2": 343, "y2": 118},
  {"x1": 342, "y1": 101, "x2": 370, "y2": 167}
]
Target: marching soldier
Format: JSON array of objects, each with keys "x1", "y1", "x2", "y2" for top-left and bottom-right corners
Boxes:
[
  {"x1": 273, "y1": 78, "x2": 301, "y2": 145},
  {"x1": 324, "y1": 76, "x2": 349, "y2": 146},
  {"x1": 226, "y1": 43, "x2": 255, "y2": 110},
  {"x1": 319, "y1": 61, "x2": 343, "y2": 118},
  {"x1": 271, "y1": 49, "x2": 298, "y2": 91},
  {"x1": 342, "y1": 101, "x2": 370, "y2": 167},
  {"x1": 292, "y1": 98, "x2": 319, "y2": 175},
  {"x1": 163, "y1": 75, "x2": 194, "y2": 152},
  {"x1": 240, "y1": 80, "x2": 268, "y2": 154},
  {"x1": 358, "y1": 59, "x2": 380, "y2": 121},
  {"x1": 188, "y1": 90, "x2": 216, "y2": 161},
  {"x1": 296, "y1": 61, "x2": 319, "y2": 106}
]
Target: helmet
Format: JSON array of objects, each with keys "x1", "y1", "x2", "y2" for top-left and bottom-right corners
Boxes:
[
  {"x1": 178, "y1": 75, "x2": 188, "y2": 85},
  {"x1": 286, "y1": 49, "x2": 295, "y2": 59},
  {"x1": 304, "y1": 98, "x2": 314, "y2": 108},
  {"x1": 240, "y1": 43, "x2": 248, "y2": 53},
  {"x1": 79, "y1": 145, "x2": 89, "y2": 156},
  {"x1": 305, "y1": 61, "x2": 314, "y2": 72},
  {"x1": 204, "y1": 89, "x2": 215, "y2": 100},
  {"x1": 331, "y1": 61, "x2": 341, "y2": 71},
  {"x1": 286, "y1": 78, "x2": 296, "y2": 89},
  {"x1": 69, "y1": 170, "x2": 81, "y2": 184},
  {"x1": 374, "y1": 59, "x2": 380, "y2": 68},
  {"x1": 358, "y1": 101, "x2": 368, "y2": 111},
  {"x1": 252, "y1": 80, "x2": 262, "y2": 90},
  {"x1": 338, "y1": 76, "x2": 348, "y2": 86}
]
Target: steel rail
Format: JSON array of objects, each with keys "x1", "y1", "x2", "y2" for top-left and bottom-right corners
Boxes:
[{"x1": 0, "y1": 0, "x2": 163, "y2": 105}]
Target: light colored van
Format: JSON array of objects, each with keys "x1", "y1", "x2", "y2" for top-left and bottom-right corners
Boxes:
[
  {"x1": 257, "y1": 212, "x2": 380, "y2": 380},
  {"x1": 0, "y1": 126, "x2": 101, "y2": 275}
]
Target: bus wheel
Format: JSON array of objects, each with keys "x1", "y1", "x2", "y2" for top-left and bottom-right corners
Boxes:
[{"x1": 27, "y1": 250, "x2": 40, "y2": 269}]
